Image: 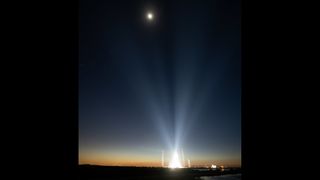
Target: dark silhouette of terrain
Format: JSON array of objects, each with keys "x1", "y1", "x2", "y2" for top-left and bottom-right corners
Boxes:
[{"x1": 79, "y1": 165, "x2": 241, "y2": 180}]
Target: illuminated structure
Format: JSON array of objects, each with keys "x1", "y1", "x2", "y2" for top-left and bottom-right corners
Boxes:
[
  {"x1": 169, "y1": 151, "x2": 182, "y2": 168},
  {"x1": 162, "y1": 149, "x2": 191, "y2": 168}
]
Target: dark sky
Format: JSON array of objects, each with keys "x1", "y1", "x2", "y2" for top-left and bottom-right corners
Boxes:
[{"x1": 79, "y1": 0, "x2": 241, "y2": 167}]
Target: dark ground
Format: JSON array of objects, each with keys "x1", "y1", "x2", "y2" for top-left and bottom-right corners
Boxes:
[{"x1": 79, "y1": 165, "x2": 241, "y2": 180}]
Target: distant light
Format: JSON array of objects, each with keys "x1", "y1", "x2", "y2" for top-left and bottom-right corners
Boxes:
[
  {"x1": 169, "y1": 151, "x2": 182, "y2": 169},
  {"x1": 147, "y1": 12, "x2": 153, "y2": 20},
  {"x1": 211, "y1": 164, "x2": 217, "y2": 169},
  {"x1": 220, "y1": 166, "x2": 225, "y2": 172}
]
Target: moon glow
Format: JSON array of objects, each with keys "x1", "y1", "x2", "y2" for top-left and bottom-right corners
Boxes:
[{"x1": 147, "y1": 12, "x2": 153, "y2": 20}]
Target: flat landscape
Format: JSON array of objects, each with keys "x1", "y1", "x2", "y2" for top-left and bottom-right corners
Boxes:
[{"x1": 79, "y1": 165, "x2": 241, "y2": 180}]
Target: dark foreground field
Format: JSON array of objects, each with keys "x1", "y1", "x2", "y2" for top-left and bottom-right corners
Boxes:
[{"x1": 79, "y1": 165, "x2": 241, "y2": 180}]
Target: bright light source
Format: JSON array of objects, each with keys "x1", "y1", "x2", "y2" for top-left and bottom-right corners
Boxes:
[
  {"x1": 169, "y1": 151, "x2": 182, "y2": 169},
  {"x1": 147, "y1": 12, "x2": 153, "y2": 20}
]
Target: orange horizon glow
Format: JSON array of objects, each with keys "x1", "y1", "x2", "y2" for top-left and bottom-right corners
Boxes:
[
  {"x1": 79, "y1": 149, "x2": 241, "y2": 168},
  {"x1": 79, "y1": 157, "x2": 241, "y2": 168}
]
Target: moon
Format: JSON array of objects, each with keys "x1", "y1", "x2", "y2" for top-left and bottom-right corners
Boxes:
[{"x1": 147, "y1": 12, "x2": 153, "y2": 20}]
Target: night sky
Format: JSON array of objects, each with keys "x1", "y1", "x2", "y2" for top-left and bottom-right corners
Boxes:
[{"x1": 79, "y1": 0, "x2": 241, "y2": 167}]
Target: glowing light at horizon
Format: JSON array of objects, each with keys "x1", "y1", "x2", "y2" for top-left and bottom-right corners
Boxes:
[{"x1": 169, "y1": 151, "x2": 183, "y2": 169}]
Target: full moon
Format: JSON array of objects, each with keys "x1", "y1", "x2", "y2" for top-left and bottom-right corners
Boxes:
[{"x1": 147, "y1": 12, "x2": 153, "y2": 20}]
